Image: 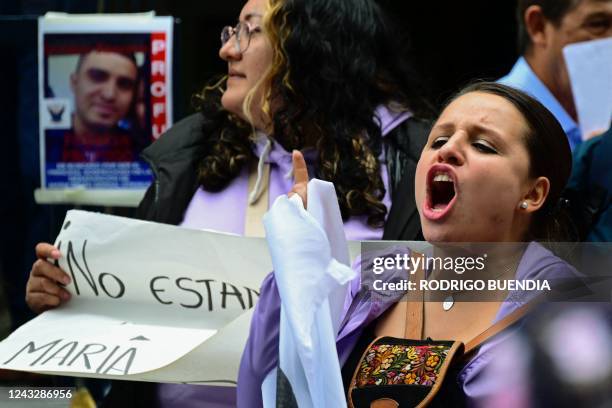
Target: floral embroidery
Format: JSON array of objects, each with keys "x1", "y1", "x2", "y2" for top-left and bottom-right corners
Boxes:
[{"x1": 354, "y1": 342, "x2": 451, "y2": 388}]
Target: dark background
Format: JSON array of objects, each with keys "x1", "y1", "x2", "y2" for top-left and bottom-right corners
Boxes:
[
  {"x1": 0, "y1": 0, "x2": 519, "y2": 331},
  {"x1": 0, "y1": 0, "x2": 519, "y2": 132}
]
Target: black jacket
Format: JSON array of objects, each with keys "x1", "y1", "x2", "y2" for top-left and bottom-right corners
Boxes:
[{"x1": 136, "y1": 112, "x2": 430, "y2": 240}]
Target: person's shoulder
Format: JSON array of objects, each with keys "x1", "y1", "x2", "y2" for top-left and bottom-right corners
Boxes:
[
  {"x1": 570, "y1": 129, "x2": 609, "y2": 180},
  {"x1": 497, "y1": 57, "x2": 529, "y2": 88},
  {"x1": 575, "y1": 132, "x2": 607, "y2": 157},
  {"x1": 141, "y1": 113, "x2": 206, "y2": 161},
  {"x1": 519, "y1": 242, "x2": 580, "y2": 280},
  {"x1": 154, "y1": 112, "x2": 206, "y2": 146},
  {"x1": 386, "y1": 116, "x2": 432, "y2": 160}
]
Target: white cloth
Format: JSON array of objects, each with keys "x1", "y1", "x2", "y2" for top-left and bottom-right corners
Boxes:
[{"x1": 261, "y1": 179, "x2": 356, "y2": 408}]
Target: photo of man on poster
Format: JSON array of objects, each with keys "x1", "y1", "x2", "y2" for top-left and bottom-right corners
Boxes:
[
  {"x1": 58, "y1": 49, "x2": 140, "y2": 162},
  {"x1": 38, "y1": 28, "x2": 171, "y2": 192}
]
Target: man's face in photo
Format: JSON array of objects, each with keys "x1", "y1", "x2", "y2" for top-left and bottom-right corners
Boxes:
[{"x1": 70, "y1": 51, "x2": 138, "y2": 133}]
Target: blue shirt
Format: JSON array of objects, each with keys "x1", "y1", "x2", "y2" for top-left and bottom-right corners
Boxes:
[{"x1": 498, "y1": 57, "x2": 582, "y2": 150}]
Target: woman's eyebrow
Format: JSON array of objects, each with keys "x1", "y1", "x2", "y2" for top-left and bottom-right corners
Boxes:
[
  {"x1": 431, "y1": 122, "x2": 506, "y2": 145},
  {"x1": 430, "y1": 122, "x2": 454, "y2": 134},
  {"x1": 243, "y1": 12, "x2": 264, "y2": 21}
]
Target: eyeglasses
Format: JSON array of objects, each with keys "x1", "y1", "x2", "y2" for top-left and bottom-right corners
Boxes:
[{"x1": 220, "y1": 22, "x2": 259, "y2": 54}]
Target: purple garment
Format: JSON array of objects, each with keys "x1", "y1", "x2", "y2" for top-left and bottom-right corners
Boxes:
[
  {"x1": 159, "y1": 106, "x2": 408, "y2": 408},
  {"x1": 237, "y1": 242, "x2": 580, "y2": 407},
  {"x1": 180, "y1": 139, "x2": 389, "y2": 239},
  {"x1": 459, "y1": 242, "x2": 580, "y2": 404}
]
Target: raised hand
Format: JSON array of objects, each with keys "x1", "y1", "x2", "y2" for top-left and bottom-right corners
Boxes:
[{"x1": 288, "y1": 150, "x2": 309, "y2": 208}]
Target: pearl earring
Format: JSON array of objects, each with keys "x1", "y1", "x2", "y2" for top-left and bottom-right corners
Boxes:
[{"x1": 520, "y1": 201, "x2": 528, "y2": 209}]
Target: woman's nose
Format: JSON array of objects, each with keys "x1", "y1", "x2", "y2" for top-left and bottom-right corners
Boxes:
[
  {"x1": 219, "y1": 36, "x2": 241, "y2": 61},
  {"x1": 437, "y1": 137, "x2": 465, "y2": 166}
]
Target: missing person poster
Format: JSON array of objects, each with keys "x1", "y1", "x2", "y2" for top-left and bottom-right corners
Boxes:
[{"x1": 35, "y1": 13, "x2": 173, "y2": 206}]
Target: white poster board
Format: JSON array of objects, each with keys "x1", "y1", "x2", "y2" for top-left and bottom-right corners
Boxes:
[
  {"x1": 35, "y1": 13, "x2": 173, "y2": 206},
  {"x1": 563, "y1": 38, "x2": 612, "y2": 140},
  {"x1": 0, "y1": 211, "x2": 269, "y2": 385},
  {"x1": 0, "y1": 209, "x2": 362, "y2": 384}
]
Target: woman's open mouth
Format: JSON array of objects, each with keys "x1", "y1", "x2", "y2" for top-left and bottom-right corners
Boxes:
[{"x1": 423, "y1": 165, "x2": 457, "y2": 221}]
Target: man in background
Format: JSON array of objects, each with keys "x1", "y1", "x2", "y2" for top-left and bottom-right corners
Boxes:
[{"x1": 499, "y1": 0, "x2": 612, "y2": 150}]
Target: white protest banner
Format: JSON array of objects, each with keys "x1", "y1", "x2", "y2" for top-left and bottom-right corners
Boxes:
[{"x1": 0, "y1": 210, "x2": 270, "y2": 385}]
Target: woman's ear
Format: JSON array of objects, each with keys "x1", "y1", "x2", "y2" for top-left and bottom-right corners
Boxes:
[{"x1": 520, "y1": 176, "x2": 550, "y2": 213}]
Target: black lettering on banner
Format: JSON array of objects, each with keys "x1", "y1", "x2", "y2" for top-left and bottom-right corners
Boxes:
[
  {"x1": 54, "y1": 241, "x2": 62, "y2": 268},
  {"x1": 40, "y1": 341, "x2": 78, "y2": 366},
  {"x1": 67, "y1": 343, "x2": 107, "y2": 370},
  {"x1": 221, "y1": 283, "x2": 245, "y2": 310},
  {"x1": 4, "y1": 338, "x2": 138, "y2": 375},
  {"x1": 96, "y1": 345, "x2": 120, "y2": 374},
  {"x1": 196, "y1": 279, "x2": 215, "y2": 311},
  {"x1": 102, "y1": 348, "x2": 137, "y2": 375},
  {"x1": 176, "y1": 277, "x2": 203, "y2": 309},
  {"x1": 244, "y1": 287, "x2": 260, "y2": 309},
  {"x1": 65, "y1": 240, "x2": 126, "y2": 299},
  {"x1": 99, "y1": 273, "x2": 125, "y2": 299},
  {"x1": 3, "y1": 339, "x2": 63, "y2": 365},
  {"x1": 150, "y1": 276, "x2": 173, "y2": 305},
  {"x1": 66, "y1": 241, "x2": 98, "y2": 296}
]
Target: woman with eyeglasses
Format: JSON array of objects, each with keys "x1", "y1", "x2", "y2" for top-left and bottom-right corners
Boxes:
[{"x1": 25, "y1": 0, "x2": 432, "y2": 406}]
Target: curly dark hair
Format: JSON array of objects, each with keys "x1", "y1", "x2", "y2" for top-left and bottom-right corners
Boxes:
[
  {"x1": 192, "y1": 77, "x2": 254, "y2": 192},
  {"x1": 194, "y1": 0, "x2": 432, "y2": 226}
]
